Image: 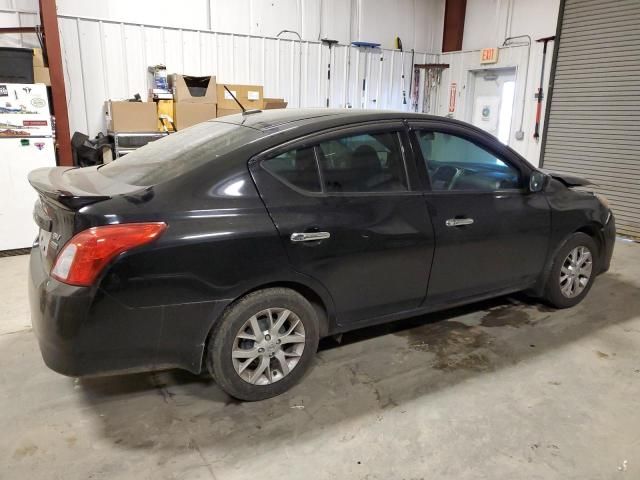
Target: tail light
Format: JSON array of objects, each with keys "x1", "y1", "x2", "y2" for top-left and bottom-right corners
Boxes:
[{"x1": 51, "y1": 223, "x2": 167, "y2": 286}]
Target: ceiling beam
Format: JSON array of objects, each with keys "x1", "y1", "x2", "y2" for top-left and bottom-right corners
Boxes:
[{"x1": 442, "y1": 0, "x2": 467, "y2": 53}]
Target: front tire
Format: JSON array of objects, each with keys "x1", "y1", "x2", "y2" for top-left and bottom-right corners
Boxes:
[
  {"x1": 543, "y1": 232, "x2": 598, "y2": 308},
  {"x1": 207, "y1": 288, "x2": 319, "y2": 401}
]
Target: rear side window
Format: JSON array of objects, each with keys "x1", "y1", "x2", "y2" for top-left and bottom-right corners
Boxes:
[
  {"x1": 317, "y1": 132, "x2": 407, "y2": 193},
  {"x1": 262, "y1": 147, "x2": 321, "y2": 192},
  {"x1": 99, "y1": 121, "x2": 263, "y2": 186}
]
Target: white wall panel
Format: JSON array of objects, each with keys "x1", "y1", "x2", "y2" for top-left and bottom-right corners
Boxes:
[
  {"x1": 321, "y1": 0, "x2": 351, "y2": 44},
  {"x1": 0, "y1": 7, "x2": 39, "y2": 48},
  {"x1": 163, "y1": 28, "x2": 186, "y2": 74},
  {"x1": 251, "y1": 0, "x2": 300, "y2": 38},
  {"x1": 54, "y1": 0, "x2": 442, "y2": 51},
  {"x1": 210, "y1": 0, "x2": 251, "y2": 34},
  {"x1": 58, "y1": 17, "x2": 87, "y2": 135},
  {"x1": 301, "y1": 0, "x2": 320, "y2": 41},
  {"x1": 358, "y1": 0, "x2": 444, "y2": 51},
  {"x1": 76, "y1": 19, "x2": 109, "y2": 135},
  {"x1": 0, "y1": 11, "x2": 23, "y2": 47},
  {"x1": 329, "y1": 45, "x2": 348, "y2": 107},
  {"x1": 57, "y1": 0, "x2": 210, "y2": 29},
  {"x1": 415, "y1": 0, "x2": 445, "y2": 54},
  {"x1": 139, "y1": 26, "x2": 165, "y2": 68},
  {"x1": 1, "y1": 0, "x2": 38, "y2": 10},
  {"x1": 123, "y1": 24, "x2": 147, "y2": 96}
]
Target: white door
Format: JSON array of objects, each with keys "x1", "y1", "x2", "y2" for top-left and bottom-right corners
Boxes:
[
  {"x1": 0, "y1": 137, "x2": 56, "y2": 250},
  {"x1": 468, "y1": 68, "x2": 516, "y2": 144}
]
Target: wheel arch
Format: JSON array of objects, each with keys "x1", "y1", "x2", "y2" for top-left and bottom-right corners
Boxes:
[
  {"x1": 199, "y1": 278, "x2": 334, "y2": 373},
  {"x1": 240, "y1": 281, "x2": 332, "y2": 338},
  {"x1": 532, "y1": 223, "x2": 603, "y2": 297},
  {"x1": 574, "y1": 222, "x2": 604, "y2": 257}
]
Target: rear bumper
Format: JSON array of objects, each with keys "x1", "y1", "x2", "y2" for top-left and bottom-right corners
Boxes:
[
  {"x1": 29, "y1": 246, "x2": 94, "y2": 376},
  {"x1": 29, "y1": 246, "x2": 227, "y2": 377},
  {"x1": 600, "y1": 213, "x2": 616, "y2": 273}
]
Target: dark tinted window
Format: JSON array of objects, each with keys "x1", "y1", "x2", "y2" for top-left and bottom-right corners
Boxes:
[
  {"x1": 416, "y1": 131, "x2": 521, "y2": 191},
  {"x1": 99, "y1": 121, "x2": 262, "y2": 186},
  {"x1": 317, "y1": 132, "x2": 407, "y2": 193},
  {"x1": 262, "y1": 147, "x2": 321, "y2": 192}
]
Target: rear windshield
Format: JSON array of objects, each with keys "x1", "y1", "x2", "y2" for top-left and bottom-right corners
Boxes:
[{"x1": 99, "y1": 121, "x2": 263, "y2": 186}]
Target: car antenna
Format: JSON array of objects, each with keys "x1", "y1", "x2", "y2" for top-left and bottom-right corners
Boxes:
[{"x1": 223, "y1": 86, "x2": 262, "y2": 116}]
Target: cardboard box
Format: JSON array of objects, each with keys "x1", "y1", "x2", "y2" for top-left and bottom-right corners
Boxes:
[
  {"x1": 170, "y1": 74, "x2": 217, "y2": 103},
  {"x1": 216, "y1": 108, "x2": 243, "y2": 118},
  {"x1": 216, "y1": 84, "x2": 264, "y2": 110},
  {"x1": 263, "y1": 98, "x2": 287, "y2": 109},
  {"x1": 32, "y1": 48, "x2": 45, "y2": 67},
  {"x1": 33, "y1": 66, "x2": 50, "y2": 86},
  {"x1": 173, "y1": 102, "x2": 216, "y2": 130},
  {"x1": 156, "y1": 99, "x2": 174, "y2": 132},
  {"x1": 106, "y1": 101, "x2": 158, "y2": 132}
]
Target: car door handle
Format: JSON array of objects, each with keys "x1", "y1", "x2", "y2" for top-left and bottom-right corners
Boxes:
[
  {"x1": 445, "y1": 218, "x2": 474, "y2": 227},
  {"x1": 290, "y1": 232, "x2": 331, "y2": 242}
]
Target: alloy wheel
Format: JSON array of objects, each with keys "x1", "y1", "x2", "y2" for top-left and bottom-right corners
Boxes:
[
  {"x1": 559, "y1": 246, "x2": 593, "y2": 298},
  {"x1": 231, "y1": 308, "x2": 306, "y2": 385}
]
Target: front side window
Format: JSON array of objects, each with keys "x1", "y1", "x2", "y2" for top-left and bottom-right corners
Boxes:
[
  {"x1": 416, "y1": 131, "x2": 521, "y2": 192},
  {"x1": 262, "y1": 146, "x2": 321, "y2": 192},
  {"x1": 317, "y1": 132, "x2": 408, "y2": 193}
]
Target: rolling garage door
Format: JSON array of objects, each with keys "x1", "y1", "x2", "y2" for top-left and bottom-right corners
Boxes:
[{"x1": 541, "y1": 0, "x2": 640, "y2": 237}]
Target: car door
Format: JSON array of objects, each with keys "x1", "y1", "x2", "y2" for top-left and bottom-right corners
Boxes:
[
  {"x1": 249, "y1": 122, "x2": 435, "y2": 326},
  {"x1": 408, "y1": 121, "x2": 551, "y2": 306}
]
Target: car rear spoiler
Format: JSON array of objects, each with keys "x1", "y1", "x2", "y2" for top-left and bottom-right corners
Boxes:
[
  {"x1": 542, "y1": 170, "x2": 593, "y2": 188},
  {"x1": 28, "y1": 167, "x2": 111, "y2": 210}
]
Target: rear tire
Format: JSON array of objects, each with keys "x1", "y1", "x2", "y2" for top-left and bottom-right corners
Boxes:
[
  {"x1": 206, "y1": 288, "x2": 319, "y2": 401},
  {"x1": 542, "y1": 232, "x2": 598, "y2": 308}
]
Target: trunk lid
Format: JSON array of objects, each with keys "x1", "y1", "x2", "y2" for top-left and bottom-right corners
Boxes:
[
  {"x1": 28, "y1": 166, "x2": 142, "y2": 271},
  {"x1": 28, "y1": 166, "x2": 143, "y2": 209}
]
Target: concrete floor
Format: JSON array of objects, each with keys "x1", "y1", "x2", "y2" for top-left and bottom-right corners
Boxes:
[{"x1": 1, "y1": 239, "x2": 639, "y2": 480}]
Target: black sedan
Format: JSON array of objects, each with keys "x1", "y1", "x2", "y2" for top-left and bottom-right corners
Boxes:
[{"x1": 28, "y1": 109, "x2": 615, "y2": 400}]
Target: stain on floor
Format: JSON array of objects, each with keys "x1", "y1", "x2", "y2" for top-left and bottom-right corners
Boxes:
[
  {"x1": 480, "y1": 304, "x2": 531, "y2": 328},
  {"x1": 396, "y1": 320, "x2": 495, "y2": 371},
  {"x1": 13, "y1": 443, "x2": 38, "y2": 459}
]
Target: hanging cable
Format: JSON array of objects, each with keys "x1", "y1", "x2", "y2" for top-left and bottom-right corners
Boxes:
[{"x1": 277, "y1": 30, "x2": 303, "y2": 108}]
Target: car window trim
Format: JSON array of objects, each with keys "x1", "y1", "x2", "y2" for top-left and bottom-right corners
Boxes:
[
  {"x1": 407, "y1": 121, "x2": 532, "y2": 194},
  {"x1": 255, "y1": 121, "x2": 421, "y2": 197}
]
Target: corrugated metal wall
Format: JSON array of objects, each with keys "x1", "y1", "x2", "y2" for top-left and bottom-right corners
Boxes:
[
  {"x1": 0, "y1": 7, "x2": 39, "y2": 48},
  {"x1": 58, "y1": 14, "x2": 436, "y2": 136},
  {"x1": 1, "y1": 8, "x2": 437, "y2": 137},
  {"x1": 541, "y1": 0, "x2": 640, "y2": 238}
]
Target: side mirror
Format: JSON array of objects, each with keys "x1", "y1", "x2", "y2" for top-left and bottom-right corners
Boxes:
[{"x1": 529, "y1": 171, "x2": 547, "y2": 193}]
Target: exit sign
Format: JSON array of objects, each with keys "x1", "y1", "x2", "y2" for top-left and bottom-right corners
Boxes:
[{"x1": 480, "y1": 47, "x2": 499, "y2": 64}]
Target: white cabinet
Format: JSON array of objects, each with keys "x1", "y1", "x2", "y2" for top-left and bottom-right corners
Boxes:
[{"x1": 0, "y1": 137, "x2": 56, "y2": 250}]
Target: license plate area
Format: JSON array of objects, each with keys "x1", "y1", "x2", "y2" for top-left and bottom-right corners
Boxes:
[
  {"x1": 39, "y1": 229, "x2": 52, "y2": 258},
  {"x1": 33, "y1": 199, "x2": 53, "y2": 259}
]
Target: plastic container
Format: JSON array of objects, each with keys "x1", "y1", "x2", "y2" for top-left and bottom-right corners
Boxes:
[{"x1": 0, "y1": 47, "x2": 34, "y2": 83}]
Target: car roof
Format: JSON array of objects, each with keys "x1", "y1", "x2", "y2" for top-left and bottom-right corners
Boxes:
[{"x1": 208, "y1": 108, "x2": 447, "y2": 133}]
